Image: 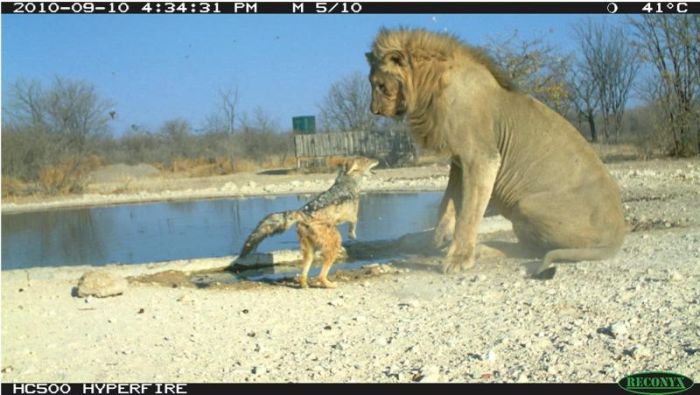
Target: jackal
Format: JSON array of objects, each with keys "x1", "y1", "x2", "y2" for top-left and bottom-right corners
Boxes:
[{"x1": 238, "y1": 157, "x2": 379, "y2": 288}]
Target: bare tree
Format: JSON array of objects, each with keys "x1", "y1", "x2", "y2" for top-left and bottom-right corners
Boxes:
[
  {"x1": 44, "y1": 77, "x2": 114, "y2": 154},
  {"x1": 3, "y1": 77, "x2": 114, "y2": 185},
  {"x1": 631, "y1": 15, "x2": 699, "y2": 156},
  {"x1": 568, "y1": 68, "x2": 601, "y2": 142},
  {"x1": 318, "y1": 71, "x2": 377, "y2": 132},
  {"x1": 574, "y1": 19, "x2": 639, "y2": 143},
  {"x1": 486, "y1": 31, "x2": 574, "y2": 116},
  {"x1": 4, "y1": 80, "x2": 46, "y2": 127},
  {"x1": 160, "y1": 118, "x2": 194, "y2": 159},
  {"x1": 204, "y1": 87, "x2": 239, "y2": 134},
  {"x1": 238, "y1": 107, "x2": 292, "y2": 159}
]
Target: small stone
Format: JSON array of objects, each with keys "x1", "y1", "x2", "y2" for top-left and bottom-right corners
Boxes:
[
  {"x1": 76, "y1": 271, "x2": 127, "y2": 298},
  {"x1": 332, "y1": 342, "x2": 346, "y2": 351},
  {"x1": 668, "y1": 271, "x2": 683, "y2": 282},
  {"x1": 629, "y1": 345, "x2": 652, "y2": 360},
  {"x1": 328, "y1": 298, "x2": 343, "y2": 307},
  {"x1": 418, "y1": 366, "x2": 441, "y2": 382},
  {"x1": 609, "y1": 322, "x2": 628, "y2": 339},
  {"x1": 486, "y1": 349, "x2": 497, "y2": 362}
]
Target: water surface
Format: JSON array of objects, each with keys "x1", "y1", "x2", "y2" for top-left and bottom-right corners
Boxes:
[{"x1": 2, "y1": 192, "x2": 443, "y2": 270}]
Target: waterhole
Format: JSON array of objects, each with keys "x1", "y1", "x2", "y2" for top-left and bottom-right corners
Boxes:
[{"x1": 2, "y1": 192, "x2": 445, "y2": 270}]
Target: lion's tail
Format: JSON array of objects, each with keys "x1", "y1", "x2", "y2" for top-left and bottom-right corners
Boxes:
[
  {"x1": 238, "y1": 210, "x2": 303, "y2": 258},
  {"x1": 533, "y1": 245, "x2": 622, "y2": 279}
]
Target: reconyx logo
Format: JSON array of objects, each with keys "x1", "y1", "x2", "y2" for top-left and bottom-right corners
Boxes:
[{"x1": 618, "y1": 372, "x2": 694, "y2": 395}]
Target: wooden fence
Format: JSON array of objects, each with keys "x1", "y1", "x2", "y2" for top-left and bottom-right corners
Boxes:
[{"x1": 294, "y1": 130, "x2": 416, "y2": 168}]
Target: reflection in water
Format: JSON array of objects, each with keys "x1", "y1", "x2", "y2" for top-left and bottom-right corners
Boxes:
[{"x1": 1, "y1": 192, "x2": 443, "y2": 270}]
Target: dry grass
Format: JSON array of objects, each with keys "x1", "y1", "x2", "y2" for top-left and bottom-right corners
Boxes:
[
  {"x1": 591, "y1": 142, "x2": 668, "y2": 163},
  {"x1": 37, "y1": 155, "x2": 102, "y2": 195},
  {"x1": 168, "y1": 156, "x2": 297, "y2": 177},
  {"x1": 171, "y1": 157, "x2": 235, "y2": 176},
  {"x1": 2, "y1": 177, "x2": 29, "y2": 198},
  {"x1": 258, "y1": 155, "x2": 297, "y2": 170}
]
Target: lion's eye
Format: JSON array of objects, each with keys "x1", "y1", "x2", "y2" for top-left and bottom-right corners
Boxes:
[{"x1": 378, "y1": 83, "x2": 388, "y2": 94}]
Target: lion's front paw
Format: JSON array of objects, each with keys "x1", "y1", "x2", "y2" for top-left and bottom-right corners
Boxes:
[
  {"x1": 433, "y1": 223, "x2": 453, "y2": 249},
  {"x1": 441, "y1": 254, "x2": 475, "y2": 274}
]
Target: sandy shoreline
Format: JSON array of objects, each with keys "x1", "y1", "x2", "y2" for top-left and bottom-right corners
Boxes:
[{"x1": 2, "y1": 158, "x2": 699, "y2": 382}]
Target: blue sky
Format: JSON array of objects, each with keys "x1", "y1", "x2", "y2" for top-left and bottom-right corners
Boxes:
[{"x1": 2, "y1": 13, "x2": 619, "y2": 135}]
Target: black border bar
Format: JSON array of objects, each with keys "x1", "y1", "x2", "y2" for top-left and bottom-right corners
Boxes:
[
  {"x1": 1, "y1": 383, "x2": 637, "y2": 395},
  {"x1": 2, "y1": 1, "x2": 699, "y2": 14}
]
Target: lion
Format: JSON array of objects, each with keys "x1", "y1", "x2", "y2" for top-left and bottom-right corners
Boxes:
[{"x1": 366, "y1": 28, "x2": 626, "y2": 278}]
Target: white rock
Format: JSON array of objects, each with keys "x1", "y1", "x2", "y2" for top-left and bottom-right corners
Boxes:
[
  {"x1": 668, "y1": 271, "x2": 684, "y2": 282},
  {"x1": 609, "y1": 322, "x2": 628, "y2": 339},
  {"x1": 76, "y1": 271, "x2": 127, "y2": 298},
  {"x1": 418, "y1": 366, "x2": 441, "y2": 383},
  {"x1": 629, "y1": 345, "x2": 652, "y2": 360},
  {"x1": 328, "y1": 298, "x2": 344, "y2": 307},
  {"x1": 486, "y1": 349, "x2": 497, "y2": 362}
]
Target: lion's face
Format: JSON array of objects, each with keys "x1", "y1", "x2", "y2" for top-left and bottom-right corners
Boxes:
[{"x1": 368, "y1": 68, "x2": 407, "y2": 118}]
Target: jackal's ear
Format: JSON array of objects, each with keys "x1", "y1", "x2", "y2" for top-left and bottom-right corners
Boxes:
[{"x1": 344, "y1": 158, "x2": 359, "y2": 174}]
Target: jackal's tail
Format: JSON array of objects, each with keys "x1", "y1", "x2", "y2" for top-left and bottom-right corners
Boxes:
[{"x1": 238, "y1": 210, "x2": 303, "y2": 258}]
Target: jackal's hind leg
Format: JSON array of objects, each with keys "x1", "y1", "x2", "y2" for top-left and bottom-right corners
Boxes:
[
  {"x1": 298, "y1": 229, "x2": 315, "y2": 289},
  {"x1": 318, "y1": 224, "x2": 342, "y2": 289}
]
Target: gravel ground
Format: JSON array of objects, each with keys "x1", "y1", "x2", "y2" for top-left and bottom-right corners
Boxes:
[{"x1": 1, "y1": 158, "x2": 699, "y2": 382}]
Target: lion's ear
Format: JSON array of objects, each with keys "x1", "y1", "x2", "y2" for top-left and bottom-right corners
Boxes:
[
  {"x1": 383, "y1": 50, "x2": 407, "y2": 68},
  {"x1": 365, "y1": 52, "x2": 375, "y2": 65}
]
